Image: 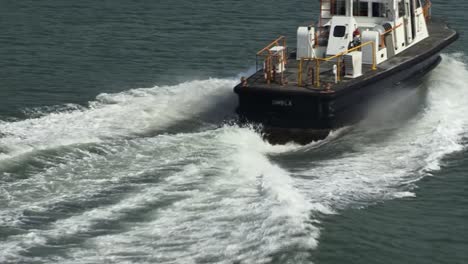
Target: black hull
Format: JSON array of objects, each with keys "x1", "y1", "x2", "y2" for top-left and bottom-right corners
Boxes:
[{"x1": 234, "y1": 20, "x2": 458, "y2": 144}]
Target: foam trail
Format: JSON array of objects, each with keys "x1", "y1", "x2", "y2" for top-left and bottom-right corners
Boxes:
[
  {"x1": 0, "y1": 126, "x2": 318, "y2": 264},
  {"x1": 62, "y1": 127, "x2": 316, "y2": 264},
  {"x1": 0, "y1": 132, "x2": 215, "y2": 262},
  {"x1": 0, "y1": 78, "x2": 236, "y2": 161},
  {"x1": 289, "y1": 54, "x2": 468, "y2": 210}
]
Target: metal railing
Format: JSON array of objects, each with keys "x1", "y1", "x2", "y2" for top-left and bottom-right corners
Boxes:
[
  {"x1": 380, "y1": 23, "x2": 403, "y2": 48},
  {"x1": 298, "y1": 41, "x2": 377, "y2": 88},
  {"x1": 256, "y1": 36, "x2": 287, "y2": 84}
]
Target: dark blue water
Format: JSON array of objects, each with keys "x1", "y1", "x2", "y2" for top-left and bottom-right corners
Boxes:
[{"x1": 0, "y1": 1, "x2": 467, "y2": 263}]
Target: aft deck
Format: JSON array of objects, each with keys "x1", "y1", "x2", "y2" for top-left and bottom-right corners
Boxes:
[
  {"x1": 247, "y1": 58, "x2": 375, "y2": 92},
  {"x1": 240, "y1": 19, "x2": 457, "y2": 95}
]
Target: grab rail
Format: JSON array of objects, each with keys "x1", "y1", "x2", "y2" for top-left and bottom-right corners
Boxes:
[
  {"x1": 256, "y1": 36, "x2": 288, "y2": 84},
  {"x1": 256, "y1": 36, "x2": 287, "y2": 56},
  {"x1": 298, "y1": 41, "x2": 377, "y2": 88},
  {"x1": 380, "y1": 23, "x2": 403, "y2": 48}
]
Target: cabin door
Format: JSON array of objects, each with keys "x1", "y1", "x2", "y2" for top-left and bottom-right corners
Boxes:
[
  {"x1": 413, "y1": 0, "x2": 425, "y2": 36},
  {"x1": 326, "y1": 16, "x2": 357, "y2": 56}
]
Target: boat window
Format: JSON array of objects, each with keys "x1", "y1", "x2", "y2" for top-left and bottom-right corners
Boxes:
[
  {"x1": 333, "y1": 26, "x2": 346, "y2": 37},
  {"x1": 372, "y1": 2, "x2": 387, "y2": 17},
  {"x1": 398, "y1": 0, "x2": 406, "y2": 17},
  {"x1": 353, "y1": 0, "x2": 369, "y2": 16},
  {"x1": 415, "y1": 0, "x2": 421, "y2": 8},
  {"x1": 332, "y1": 0, "x2": 347, "y2": 15}
]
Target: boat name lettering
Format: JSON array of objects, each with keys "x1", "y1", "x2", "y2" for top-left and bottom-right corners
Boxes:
[{"x1": 272, "y1": 100, "x2": 293, "y2": 107}]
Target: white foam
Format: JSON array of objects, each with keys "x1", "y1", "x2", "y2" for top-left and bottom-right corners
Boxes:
[
  {"x1": 0, "y1": 232, "x2": 47, "y2": 264},
  {"x1": 392, "y1": 191, "x2": 416, "y2": 199},
  {"x1": 0, "y1": 132, "x2": 217, "y2": 228},
  {"x1": 0, "y1": 133, "x2": 223, "y2": 263},
  {"x1": 291, "y1": 54, "x2": 468, "y2": 209},
  {"x1": 0, "y1": 78, "x2": 236, "y2": 161},
  {"x1": 27, "y1": 126, "x2": 318, "y2": 264}
]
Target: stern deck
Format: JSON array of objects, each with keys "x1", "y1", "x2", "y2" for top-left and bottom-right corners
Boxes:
[{"x1": 239, "y1": 20, "x2": 458, "y2": 95}]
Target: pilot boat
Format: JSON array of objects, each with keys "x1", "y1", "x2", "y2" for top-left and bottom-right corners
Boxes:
[{"x1": 233, "y1": 0, "x2": 458, "y2": 144}]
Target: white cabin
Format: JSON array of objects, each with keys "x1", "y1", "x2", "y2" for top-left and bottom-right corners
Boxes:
[{"x1": 297, "y1": 0, "x2": 430, "y2": 69}]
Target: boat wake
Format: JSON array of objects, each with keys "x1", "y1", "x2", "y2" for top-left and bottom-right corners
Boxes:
[
  {"x1": 0, "y1": 78, "x2": 237, "y2": 161},
  {"x1": 0, "y1": 54, "x2": 467, "y2": 263}
]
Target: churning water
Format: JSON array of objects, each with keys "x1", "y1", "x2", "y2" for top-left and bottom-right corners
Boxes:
[{"x1": 0, "y1": 1, "x2": 467, "y2": 264}]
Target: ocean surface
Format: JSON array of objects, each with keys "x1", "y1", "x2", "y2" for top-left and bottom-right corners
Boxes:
[{"x1": 0, "y1": 1, "x2": 467, "y2": 263}]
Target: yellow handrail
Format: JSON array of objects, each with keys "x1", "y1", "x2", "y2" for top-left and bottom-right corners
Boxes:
[
  {"x1": 298, "y1": 41, "x2": 377, "y2": 88},
  {"x1": 256, "y1": 36, "x2": 287, "y2": 56},
  {"x1": 380, "y1": 23, "x2": 403, "y2": 48},
  {"x1": 256, "y1": 36, "x2": 288, "y2": 84}
]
